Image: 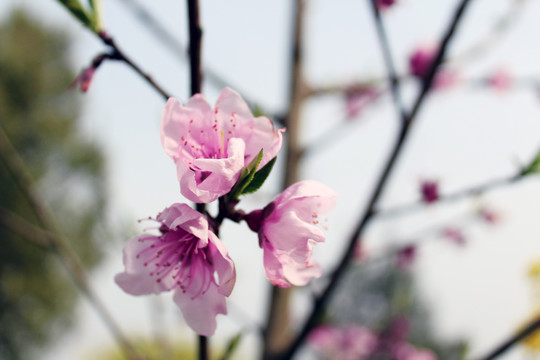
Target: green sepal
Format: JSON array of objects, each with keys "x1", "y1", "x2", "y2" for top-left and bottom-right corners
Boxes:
[
  {"x1": 521, "y1": 147, "x2": 540, "y2": 176},
  {"x1": 56, "y1": 0, "x2": 97, "y2": 32},
  {"x1": 221, "y1": 332, "x2": 243, "y2": 360},
  {"x1": 241, "y1": 156, "x2": 276, "y2": 195}
]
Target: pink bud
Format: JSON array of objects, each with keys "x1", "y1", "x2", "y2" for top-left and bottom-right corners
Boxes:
[
  {"x1": 71, "y1": 67, "x2": 95, "y2": 92},
  {"x1": 442, "y1": 227, "x2": 465, "y2": 246},
  {"x1": 397, "y1": 245, "x2": 417, "y2": 269},
  {"x1": 377, "y1": 0, "x2": 397, "y2": 10},
  {"x1": 409, "y1": 45, "x2": 438, "y2": 78},
  {"x1": 420, "y1": 180, "x2": 439, "y2": 204},
  {"x1": 480, "y1": 207, "x2": 500, "y2": 225}
]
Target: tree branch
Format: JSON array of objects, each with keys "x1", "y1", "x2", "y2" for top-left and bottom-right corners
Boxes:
[
  {"x1": 374, "y1": 173, "x2": 523, "y2": 219},
  {"x1": 278, "y1": 1, "x2": 475, "y2": 358},
  {"x1": 99, "y1": 32, "x2": 171, "y2": 100},
  {"x1": 475, "y1": 314, "x2": 540, "y2": 360}
]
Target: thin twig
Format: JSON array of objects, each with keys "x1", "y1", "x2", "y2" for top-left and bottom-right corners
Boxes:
[
  {"x1": 369, "y1": 0, "x2": 407, "y2": 123},
  {"x1": 278, "y1": 1, "x2": 474, "y2": 358},
  {"x1": 116, "y1": 0, "x2": 286, "y2": 125},
  {"x1": 475, "y1": 314, "x2": 540, "y2": 360},
  {"x1": 374, "y1": 173, "x2": 522, "y2": 219},
  {"x1": 0, "y1": 126, "x2": 144, "y2": 360},
  {"x1": 98, "y1": 32, "x2": 171, "y2": 100}
]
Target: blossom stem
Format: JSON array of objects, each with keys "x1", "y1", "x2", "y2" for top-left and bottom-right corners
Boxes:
[
  {"x1": 199, "y1": 335, "x2": 209, "y2": 360},
  {"x1": 279, "y1": 1, "x2": 474, "y2": 359}
]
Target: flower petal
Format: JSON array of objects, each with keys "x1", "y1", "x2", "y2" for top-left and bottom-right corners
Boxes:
[
  {"x1": 176, "y1": 138, "x2": 245, "y2": 203},
  {"x1": 115, "y1": 235, "x2": 177, "y2": 295},
  {"x1": 214, "y1": 88, "x2": 284, "y2": 169},
  {"x1": 173, "y1": 273, "x2": 227, "y2": 336},
  {"x1": 160, "y1": 96, "x2": 213, "y2": 161},
  {"x1": 208, "y1": 232, "x2": 236, "y2": 296},
  {"x1": 158, "y1": 203, "x2": 208, "y2": 245}
]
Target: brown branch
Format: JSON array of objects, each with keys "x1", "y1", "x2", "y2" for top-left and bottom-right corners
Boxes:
[
  {"x1": 0, "y1": 126, "x2": 144, "y2": 360},
  {"x1": 278, "y1": 1, "x2": 475, "y2": 358},
  {"x1": 186, "y1": 0, "x2": 209, "y2": 358}
]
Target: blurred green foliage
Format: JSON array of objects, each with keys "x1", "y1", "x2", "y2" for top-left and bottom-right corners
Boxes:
[{"x1": 0, "y1": 10, "x2": 108, "y2": 359}]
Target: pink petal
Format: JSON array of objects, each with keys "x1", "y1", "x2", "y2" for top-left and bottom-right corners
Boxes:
[
  {"x1": 214, "y1": 88, "x2": 284, "y2": 169},
  {"x1": 157, "y1": 203, "x2": 208, "y2": 245},
  {"x1": 274, "y1": 180, "x2": 338, "y2": 210},
  {"x1": 208, "y1": 232, "x2": 236, "y2": 296},
  {"x1": 173, "y1": 272, "x2": 227, "y2": 336},
  {"x1": 262, "y1": 240, "x2": 290, "y2": 288},
  {"x1": 115, "y1": 235, "x2": 177, "y2": 295},
  {"x1": 160, "y1": 96, "x2": 213, "y2": 161},
  {"x1": 176, "y1": 138, "x2": 245, "y2": 203}
]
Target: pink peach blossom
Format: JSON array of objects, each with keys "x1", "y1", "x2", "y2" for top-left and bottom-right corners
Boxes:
[
  {"x1": 161, "y1": 88, "x2": 285, "y2": 203},
  {"x1": 309, "y1": 324, "x2": 378, "y2": 360},
  {"x1": 247, "y1": 180, "x2": 337, "y2": 287},
  {"x1": 397, "y1": 244, "x2": 417, "y2": 269},
  {"x1": 393, "y1": 343, "x2": 438, "y2": 360},
  {"x1": 115, "y1": 203, "x2": 235, "y2": 336}
]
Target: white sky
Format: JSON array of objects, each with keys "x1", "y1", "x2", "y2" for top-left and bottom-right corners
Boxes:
[{"x1": 3, "y1": 0, "x2": 540, "y2": 359}]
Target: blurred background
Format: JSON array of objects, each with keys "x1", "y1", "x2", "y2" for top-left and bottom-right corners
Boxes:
[{"x1": 2, "y1": 0, "x2": 540, "y2": 359}]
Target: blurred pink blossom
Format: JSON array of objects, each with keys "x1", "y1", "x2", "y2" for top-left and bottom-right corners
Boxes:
[
  {"x1": 393, "y1": 343, "x2": 438, "y2": 360},
  {"x1": 309, "y1": 325, "x2": 378, "y2": 360},
  {"x1": 377, "y1": 0, "x2": 398, "y2": 10},
  {"x1": 442, "y1": 227, "x2": 465, "y2": 246},
  {"x1": 161, "y1": 87, "x2": 285, "y2": 203},
  {"x1": 397, "y1": 244, "x2": 417, "y2": 269},
  {"x1": 247, "y1": 180, "x2": 337, "y2": 287},
  {"x1": 487, "y1": 68, "x2": 512, "y2": 92},
  {"x1": 480, "y1": 207, "x2": 501, "y2": 225},
  {"x1": 115, "y1": 203, "x2": 235, "y2": 336}
]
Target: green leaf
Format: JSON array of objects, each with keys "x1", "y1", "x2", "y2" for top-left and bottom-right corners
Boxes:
[
  {"x1": 252, "y1": 105, "x2": 264, "y2": 118},
  {"x1": 228, "y1": 149, "x2": 263, "y2": 200},
  {"x1": 521, "y1": 147, "x2": 540, "y2": 176},
  {"x1": 55, "y1": 0, "x2": 97, "y2": 32},
  {"x1": 221, "y1": 332, "x2": 243, "y2": 360},
  {"x1": 87, "y1": 0, "x2": 102, "y2": 30},
  {"x1": 241, "y1": 156, "x2": 277, "y2": 195}
]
